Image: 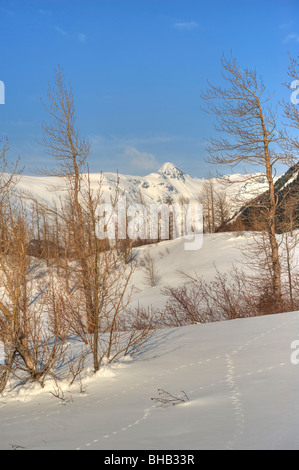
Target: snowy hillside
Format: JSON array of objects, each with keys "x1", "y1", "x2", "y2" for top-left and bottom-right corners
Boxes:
[
  {"x1": 129, "y1": 232, "x2": 248, "y2": 310},
  {"x1": 1, "y1": 233, "x2": 299, "y2": 450}
]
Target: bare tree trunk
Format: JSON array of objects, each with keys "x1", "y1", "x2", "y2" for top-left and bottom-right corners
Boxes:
[{"x1": 263, "y1": 130, "x2": 282, "y2": 309}]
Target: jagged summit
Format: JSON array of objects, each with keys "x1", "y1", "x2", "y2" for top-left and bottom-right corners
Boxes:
[{"x1": 158, "y1": 162, "x2": 186, "y2": 181}]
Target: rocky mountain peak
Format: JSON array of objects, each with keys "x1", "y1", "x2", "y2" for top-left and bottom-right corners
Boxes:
[{"x1": 158, "y1": 162, "x2": 186, "y2": 181}]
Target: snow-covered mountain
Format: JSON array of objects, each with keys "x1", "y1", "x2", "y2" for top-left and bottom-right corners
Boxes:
[{"x1": 16, "y1": 162, "x2": 270, "y2": 213}]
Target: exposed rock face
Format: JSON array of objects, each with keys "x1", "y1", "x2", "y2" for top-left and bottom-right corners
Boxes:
[
  {"x1": 220, "y1": 163, "x2": 299, "y2": 233},
  {"x1": 158, "y1": 162, "x2": 186, "y2": 182}
]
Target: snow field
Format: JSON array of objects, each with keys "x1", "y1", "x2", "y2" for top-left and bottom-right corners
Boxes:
[{"x1": 1, "y1": 309, "x2": 299, "y2": 450}]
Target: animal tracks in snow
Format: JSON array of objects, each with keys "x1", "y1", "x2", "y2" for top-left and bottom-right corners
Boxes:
[
  {"x1": 75, "y1": 317, "x2": 291, "y2": 450},
  {"x1": 0, "y1": 316, "x2": 293, "y2": 450},
  {"x1": 76, "y1": 407, "x2": 154, "y2": 450}
]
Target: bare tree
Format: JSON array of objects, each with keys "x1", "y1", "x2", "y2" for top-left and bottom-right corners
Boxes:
[
  {"x1": 202, "y1": 179, "x2": 215, "y2": 233},
  {"x1": 280, "y1": 55, "x2": 299, "y2": 306},
  {"x1": 41, "y1": 66, "x2": 97, "y2": 331},
  {"x1": 215, "y1": 188, "x2": 230, "y2": 230},
  {"x1": 201, "y1": 54, "x2": 288, "y2": 310},
  {"x1": 0, "y1": 143, "x2": 25, "y2": 393},
  {"x1": 197, "y1": 178, "x2": 230, "y2": 233},
  {"x1": 39, "y1": 67, "x2": 141, "y2": 374}
]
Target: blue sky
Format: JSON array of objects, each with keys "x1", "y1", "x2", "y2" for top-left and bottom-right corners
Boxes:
[{"x1": 0, "y1": 0, "x2": 299, "y2": 177}]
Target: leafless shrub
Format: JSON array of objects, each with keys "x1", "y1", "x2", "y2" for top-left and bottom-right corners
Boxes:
[
  {"x1": 161, "y1": 282, "x2": 208, "y2": 326},
  {"x1": 9, "y1": 444, "x2": 26, "y2": 451},
  {"x1": 0, "y1": 206, "x2": 71, "y2": 392},
  {"x1": 143, "y1": 250, "x2": 160, "y2": 287},
  {"x1": 49, "y1": 379, "x2": 66, "y2": 402},
  {"x1": 161, "y1": 265, "x2": 290, "y2": 328},
  {"x1": 66, "y1": 349, "x2": 88, "y2": 390},
  {"x1": 49, "y1": 376, "x2": 73, "y2": 403},
  {"x1": 151, "y1": 388, "x2": 189, "y2": 407},
  {"x1": 121, "y1": 305, "x2": 160, "y2": 356}
]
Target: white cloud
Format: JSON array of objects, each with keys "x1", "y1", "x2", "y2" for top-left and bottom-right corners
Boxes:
[
  {"x1": 54, "y1": 26, "x2": 68, "y2": 37},
  {"x1": 77, "y1": 33, "x2": 87, "y2": 43},
  {"x1": 124, "y1": 147, "x2": 160, "y2": 171},
  {"x1": 54, "y1": 27, "x2": 87, "y2": 43},
  {"x1": 172, "y1": 21, "x2": 198, "y2": 31},
  {"x1": 283, "y1": 33, "x2": 299, "y2": 43}
]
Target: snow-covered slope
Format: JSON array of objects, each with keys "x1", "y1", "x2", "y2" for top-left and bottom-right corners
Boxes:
[
  {"x1": 129, "y1": 232, "x2": 248, "y2": 309},
  {"x1": 1, "y1": 310, "x2": 298, "y2": 450}
]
